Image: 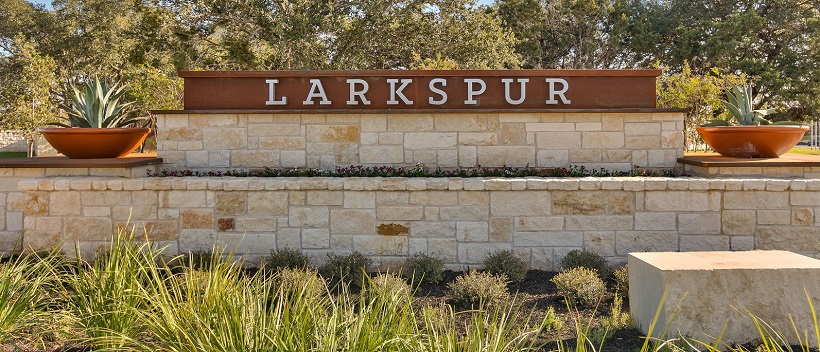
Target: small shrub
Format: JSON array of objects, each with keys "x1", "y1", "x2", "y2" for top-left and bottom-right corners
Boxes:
[
  {"x1": 589, "y1": 294, "x2": 632, "y2": 345},
  {"x1": 264, "y1": 248, "x2": 310, "y2": 273},
  {"x1": 273, "y1": 267, "x2": 326, "y2": 301},
  {"x1": 541, "y1": 306, "x2": 563, "y2": 332},
  {"x1": 446, "y1": 271, "x2": 509, "y2": 309},
  {"x1": 560, "y1": 250, "x2": 611, "y2": 278},
  {"x1": 551, "y1": 267, "x2": 607, "y2": 308},
  {"x1": 365, "y1": 273, "x2": 413, "y2": 306},
  {"x1": 613, "y1": 265, "x2": 629, "y2": 296},
  {"x1": 318, "y1": 251, "x2": 372, "y2": 290},
  {"x1": 483, "y1": 250, "x2": 528, "y2": 284},
  {"x1": 402, "y1": 253, "x2": 445, "y2": 285}
]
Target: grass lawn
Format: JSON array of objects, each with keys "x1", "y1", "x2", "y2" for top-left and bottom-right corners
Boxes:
[
  {"x1": 787, "y1": 147, "x2": 820, "y2": 156},
  {"x1": 0, "y1": 152, "x2": 27, "y2": 159}
]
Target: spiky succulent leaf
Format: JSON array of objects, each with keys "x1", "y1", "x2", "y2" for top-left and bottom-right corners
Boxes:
[{"x1": 56, "y1": 76, "x2": 143, "y2": 128}]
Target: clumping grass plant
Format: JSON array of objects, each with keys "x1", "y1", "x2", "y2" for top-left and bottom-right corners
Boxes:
[{"x1": 0, "y1": 251, "x2": 58, "y2": 345}]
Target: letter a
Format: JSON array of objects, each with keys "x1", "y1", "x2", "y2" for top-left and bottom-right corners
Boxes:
[{"x1": 303, "y1": 79, "x2": 331, "y2": 105}]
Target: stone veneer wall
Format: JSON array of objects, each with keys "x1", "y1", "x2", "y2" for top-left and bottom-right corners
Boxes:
[
  {"x1": 155, "y1": 112, "x2": 684, "y2": 172},
  {"x1": 16, "y1": 176, "x2": 820, "y2": 269},
  {"x1": 0, "y1": 166, "x2": 157, "y2": 252}
]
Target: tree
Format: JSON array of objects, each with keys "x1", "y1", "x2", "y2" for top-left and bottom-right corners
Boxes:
[
  {"x1": 656, "y1": 62, "x2": 745, "y2": 150},
  {"x1": 0, "y1": 35, "x2": 58, "y2": 156}
]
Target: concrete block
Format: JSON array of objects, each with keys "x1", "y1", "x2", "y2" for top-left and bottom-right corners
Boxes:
[{"x1": 629, "y1": 251, "x2": 820, "y2": 347}]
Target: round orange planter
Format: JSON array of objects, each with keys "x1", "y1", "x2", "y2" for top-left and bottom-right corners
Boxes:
[
  {"x1": 696, "y1": 125, "x2": 809, "y2": 158},
  {"x1": 39, "y1": 128, "x2": 151, "y2": 159}
]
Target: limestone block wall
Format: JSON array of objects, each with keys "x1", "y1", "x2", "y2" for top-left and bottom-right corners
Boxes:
[
  {"x1": 155, "y1": 111, "x2": 684, "y2": 172},
  {"x1": 0, "y1": 166, "x2": 157, "y2": 254},
  {"x1": 17, "y1": 176, "x2": 820, "y2": 269}
]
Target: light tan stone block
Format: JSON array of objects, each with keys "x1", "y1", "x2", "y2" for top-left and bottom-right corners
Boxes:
[
  {"x1": 49, "y1": 192, "x2": 81, "y2": 216},
  {"x1": 353, "y1": 235, "x2": 408, "y2": 256},
  {"x1": 645, "y1": 191, "x2": 720, "y2": 212},
  {"x1": 359, "y1": 145, "x2": 404, "y2": 164},
  {"x1": 582, "y1": 132, "x2": 624, "y2": 148},
  {"x1": 456, "y1": 222, "x2": 489, "y2": 241},
  {"x1": 189, "y1": 114, "x2": 240, "y2": 128},
  {"x1": 722, "y1": 210, "x2": 756, "y2": 235},
  {"x1": 214, "y1": 192, "x2": 247, "y2": 215},
  {"x1": 629, "y1": 251, "x2": 820, "y2": 347},
  {"x1": 203, "y1": 129, "x2": 246, "y2": 149},
  {"x1": 24, "y1": 192, "x2": 48, "y2": 215},
  {"x1": 288, "y1": 207, "x2": 329, "y2": 228},
  {"x1": 724, "y1": 191, "x2": 788, "y2": 210},
  {"x1": 536, "y1": 132, "x2": 581, "y2": 149},
  {"x1": 361, "y1": 115, "x2": 387, "y2": 132},
  {"x1": 387, "y1": 114, "x2": 433, "y2": 131},
  {"x1": 404, "y1": 132, "x2": 457, "y2": 150},
  {"x1": 491, "y1": 192, "x2": 549, "y2": 216},
  {"x1": 439, "y1": 205, "x2": 489, "y2": 220},
  {"x1": 476, "y1": 146, "x2": 535, "y2": 166},
  {"x1": 756, "y1": 210, "x2": 791, "y2": 225},
  {"x1": 514, "y1": 231, "x2": 582, "y2": 247},
  {"x1": 678, "y1": 213, "x2": 721, "y2": 234},
  {"x1": 329, "y1": 209, "x2": 375, "y2": 234},
  {"x1": 181, "y1": 209, "x2": 214, "y2": 229},
  {"x1": 584, "y1": 232, "x2": 615, "y2": 256},
  {"x1": 258, "y1": 137, "x2": 305, "y2": 149},
  {"x1": 306, "y1": 125, "x2": 359, "y2": 142},
  {"x1": 235, "y1": 217, "x2": 277, "y2": 232},
  {"x1": 679, "y1": 235, "x2": 730, "y2": 251},
  {"x1": 635, "y1": 212, "x2": 676, "y2": 231},
  {"x1": 499, "y1": 123, "x2": 527, "y2": 145},
  {"x1": 65, "y1": 217, "x2": 112, "y2": 241},
  {"x1": 458, "y1": 132, "x2": 497, "y2": 145},
  {"x1": 489, "y1": 218, "x2": 512, "y2": 242},
  {"x1": 161, "y1": 128, "x2": 202, "y2": 141},
  {"x1": 247, "y1": 124, "x2": 301, "y2": 136},
  {"x1": 246, "y1": 191, "x2": 288, "y2": 216},
  {"x1": 515, "y1": 217, "x2": 563, "y2": 231},
  {"x1": 231, "y1": 151, "x2": 277, "y2": 168},
  {"x1": 537, "y1": 150, "x2": 569, "y2": 167},
  {"x1": 377, "y1": 206, "x2": 423, "y2": 221},
  {"x1": 567, "y1": 215, "x2": 633, "y2": 230},
  {"x1": 615, "y1": 231, "x2": 678, "y2": 255},
  {"x1": 411, "y1": 222, "x2": 456, "y2": 238},
  {"x1": 792, "y1": 208, "x2": 813, "y2": 226},
  {"x1": 435, "y1": 114, "x2": 496, "y2": 131},
  {"x1": 344, "y1": 191, "x2": 375, "y2": 208}
]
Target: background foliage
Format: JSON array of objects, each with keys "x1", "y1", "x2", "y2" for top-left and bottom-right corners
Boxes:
[{"x1": 1, "y1": 0, "x2": 819, "y2": 142}]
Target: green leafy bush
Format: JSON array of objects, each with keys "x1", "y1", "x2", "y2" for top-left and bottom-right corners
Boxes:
[
  {"x1": 560, "y1": 250, "x2": 611, "y2": 279},
  {"x1": 613, "y1": 265, "x2": 629, "y2": 297},
  {"x1": 446, "y1": 271, "x2": 509, "y2": 310},
  {"x1": 263, "y1": 248, "x2": 310, "y2": 273},
  {"x1": 483, "y1": 250, "x2": 528, "y2": 284},
  {"x1": 541, "y1": 306, "x2": 563, "y2": 332},
  {"x1": 319, "y1": 251, "x2": 372, "y2": 290},
  {"x1": 402, "y1": 253, "x2": 445, "y2": 285},
  {"x1": 551, "y1": 267, "x2": 607, "y2": 308}
]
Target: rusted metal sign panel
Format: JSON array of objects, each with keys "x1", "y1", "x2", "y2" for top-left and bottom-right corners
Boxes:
[{"x1": 179, "y1": 70, "x2": 661, "y2": 111}]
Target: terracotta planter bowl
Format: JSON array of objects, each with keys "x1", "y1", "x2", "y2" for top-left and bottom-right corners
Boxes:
[
  {"x1": 40, "y1": 128, "x2": 151, "y2": 159},
  {"x1": 696, "y1": 125, "x2": 809, "y2": 158}
]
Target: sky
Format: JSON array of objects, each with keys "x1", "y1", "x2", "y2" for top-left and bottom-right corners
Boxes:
[{"x1": 28, "y1": 0, "x2": 495, "y2": 9}]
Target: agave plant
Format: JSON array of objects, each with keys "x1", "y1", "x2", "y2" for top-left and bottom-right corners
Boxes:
[
  {"x1": 55, "y1": 76, "x2": 142, "y2": 128},
  {"x1": 704, "y1": 83, "x2": 776, "y2": 126}
]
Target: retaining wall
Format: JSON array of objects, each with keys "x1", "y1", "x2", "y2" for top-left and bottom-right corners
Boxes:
[
  {"x1": 14, "y1": 176, "x2": 820, "y2": 269},
  {"x1": 155, "y1": 111, "x2": 685, "y2": 172}
]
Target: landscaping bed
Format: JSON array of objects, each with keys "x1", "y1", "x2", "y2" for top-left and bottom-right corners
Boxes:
[{"x1": 0, "y1": 233, "x2": 807, "y2": 352}]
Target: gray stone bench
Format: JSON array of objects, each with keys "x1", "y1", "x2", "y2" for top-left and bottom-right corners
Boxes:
[{"x1": 629, "y1": 251, "x2": 820, "y2": 347}]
